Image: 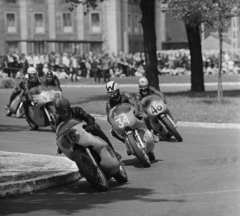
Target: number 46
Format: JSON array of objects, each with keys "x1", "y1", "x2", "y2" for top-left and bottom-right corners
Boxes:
[{"x1": 116, "y1": 114, "x2": 130, "y2": 128}]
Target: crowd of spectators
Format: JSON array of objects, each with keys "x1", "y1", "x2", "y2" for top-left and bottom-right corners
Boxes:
[{"x1": 0, "y1": 49, "x2": 239, "y2": 82}]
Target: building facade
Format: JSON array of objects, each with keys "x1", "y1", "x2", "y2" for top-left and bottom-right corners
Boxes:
[{"x1": 0, "y1": 0, "x2": 189, "y2": 55}]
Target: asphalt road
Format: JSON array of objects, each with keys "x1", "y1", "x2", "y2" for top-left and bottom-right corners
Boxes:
[{"x1": 0, "y1": 86, "x2": 240, "y2": 216}]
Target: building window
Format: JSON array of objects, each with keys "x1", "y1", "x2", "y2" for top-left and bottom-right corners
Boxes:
[
  {"x1": 134, "y1": 14, "x2": 140, "y2": 34},
  {"x1": 6, "y1": 0, "x2": 17, "y2": 5},
  {"x1": 33, "y1": 0, "x2": 45, "y2": 4},
  {"x1": 34, "y1": 14, "x2": 44, "y2": 34},
  {"x1": 128, "y1": 14, "x2": 132, "y2": 34},
  {"x1": 90, "y1": 12, "x2": 101, "y2": 34},
  {"x1": 6, "y1": 13, "x2": 16, "y2": 33},
  {"x1": 63, "y1": 13, "x2": 73, "y2": 33}
]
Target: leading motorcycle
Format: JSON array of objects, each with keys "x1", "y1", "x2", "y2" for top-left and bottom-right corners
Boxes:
[
  {"x1": 140, "y1": 94, "x2": 182, "y2": 142},
  {"x1": 27, "y1": 85, "x2": 61, "y2": 132},
  {"x1": 108, "y1": 103, "x2": 155, "y2": 168},
  {"x1": 56, "y1": 119, "x2": 128, "y2": 192}
]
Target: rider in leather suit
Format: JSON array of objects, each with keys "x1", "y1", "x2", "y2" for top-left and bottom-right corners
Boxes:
[
  {"x1": 55, "y1": 97, "x2": 121, "y2": 160},
  {"x1": 42, "y1": 70, "x2": 62, "y2": 91},
  {"x1": 105, "y1": 81, "x2": 155, "y2": 161},
  {"x1": 22, "y1": 67, "x2": 42, "y2": 128}
]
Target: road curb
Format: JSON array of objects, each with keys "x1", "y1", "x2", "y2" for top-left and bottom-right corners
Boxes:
[
  {"x1": 0, "y1": 170, "x2": 81, "y2": 198},
  {"x1": 91, "y1": 114, "x2": 240, "y2": 130}
]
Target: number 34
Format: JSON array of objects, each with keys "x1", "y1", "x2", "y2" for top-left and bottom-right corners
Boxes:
[{"x1": 116, "y1": 114, "x2": 130, "y2": 128}]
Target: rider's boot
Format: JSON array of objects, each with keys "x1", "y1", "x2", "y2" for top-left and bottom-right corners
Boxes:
[{"x1": 147, "y1": 151, "x2": 156, "y2": 161}]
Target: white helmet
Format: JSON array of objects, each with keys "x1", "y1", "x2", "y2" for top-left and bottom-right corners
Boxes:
[
  {"x1": 138, "y1": 77, "x2": 149, "y2": 87},
  {"x1": 27, "y1": 67, "x2": 37, "y2": 75},
  {"x1": 106, "y1": 81, "x2": 119, "y2": 93}
]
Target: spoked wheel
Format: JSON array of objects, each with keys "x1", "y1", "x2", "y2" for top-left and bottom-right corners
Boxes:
[
  {"x1": 160, "y1": 116, "x2": 182, "y2": 142},
  {"x1": 112, "y1": 164, "x2": 128, "y2": 183},
  {"x1": 16, "y1": 103, "x2": 25, "y2": 118},
  {"x1": 127, "y1": 133, "x2": 151, "y2": 168},
  {"x1": 73, "y1": 149, "x2": 109, "y2": 192},
  {"x1": 49, "y1": 112, "x2": 57, "y2": 132}
]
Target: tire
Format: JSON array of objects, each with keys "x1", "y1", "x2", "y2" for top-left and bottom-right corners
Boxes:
[
  {"x1": 127, "y1": 133, "x2": 151, "y2": 168},
  {"x1": 112, "y1": 164, "x2": 128, "y2": 183},
  {"x1": 49, "y1": 112, "x2": 57, "y2": 132},
  {"x1": 16, "y1": 103, "x2": 25, "y2": 118},
  {"x1": 6, "y1": 109, "x2": 12, "y2": 117},
  {"x1": 160, "y1": 116, "x2": 183, "y2": 142},
  {"x1": 73, "y1": 149, "x2": 109, "y2": 192},
  {"x1": 27, "y1": 120, "x2": 39, "y2": 130}
]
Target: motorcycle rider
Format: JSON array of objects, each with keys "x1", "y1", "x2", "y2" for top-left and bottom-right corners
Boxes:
[
  {"x1": 42, "y1": 70, "x2": 62, "y2": 91},
  {"x1": 105, "y1": 81, "x2": 155, "y2": 161},
  {"x1": 55, "y1": 97, "x2": 122, "y2": 161},
  {"x1": 22, "y1": 67, "x2": 42, "y2": 128},
  {"x1": 4, "y1": 74, "x2": 28, "y2": 110},
  {"x1": 135, "y1": 77, "x2": 176, "y2": 138}
]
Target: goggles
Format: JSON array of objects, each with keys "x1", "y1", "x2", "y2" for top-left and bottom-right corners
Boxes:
[
  {"x1": 107, "y1": 90, "x2": 119, "y2": 98},
  {"x1": 56, "y1": 108, "x2": 68, "y2": 115},
  {"x1": 139, "y1": 86, "x2": 148, "y2": 91}
]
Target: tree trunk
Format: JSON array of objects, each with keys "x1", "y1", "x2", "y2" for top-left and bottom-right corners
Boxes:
[
  {"x1": 140, "y1": 0, "x2": 159, "y2": 90},
  {"x1": 185, "y1": 24, "x2": 205, "y2": 92},
  {"x1": 218, "y1": 27, "x2": 223, "y2": 103}
]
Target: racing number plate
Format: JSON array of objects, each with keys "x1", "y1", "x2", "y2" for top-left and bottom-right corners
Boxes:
[{"x1": 115, "y1": 114, "x2": 130, "y2": 128}]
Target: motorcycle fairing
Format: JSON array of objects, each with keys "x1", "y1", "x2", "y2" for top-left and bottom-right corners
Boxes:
[{"x1": 9, "y1": 91, "x2": 23, "y2": 113}]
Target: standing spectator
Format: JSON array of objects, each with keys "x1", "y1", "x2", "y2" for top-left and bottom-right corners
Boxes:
[
  {"x1": 101, "y1": 53, "x2": 111, "y2": 82},
  {"x1": 19, "y1": 54, "x2": 29, "y2": 75},
  {"x1": 26, "y1": 53, "x2": 34, "y2": 67},
  {"x1": 62, "y1": 52, "x2": 70, "y2": 75},
  {"x1": 33, "y1": 53, "x2": 42, "y2": 77},
  {"x1": 70, "y1": 53, "x2": 78, "y2": 82},
  {"x1": 7, "y1": 52, "x2": 14, "y2": 78},
  {"x1": 48, "y1": 52, "x2": 56, "y2": 71},
  {"x1": 92, "y1": 54, "x2": 101, "y2": 83},
  {"x1": 54, "y1": 53, "x2": 61, "y2": 72},
  {"x1": 39, "y1": 53, "x2": 46, "y2": 76}
]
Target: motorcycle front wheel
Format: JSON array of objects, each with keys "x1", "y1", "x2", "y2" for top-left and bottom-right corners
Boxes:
[
  {"x1": 6, "y1": 109, "x2": 12, "y2": 117},
  {"x1": 127, "y1": 133, "x2": 151, "y2": 168},
  {"x1": 160, "y1": 116, "x2": 183, "y2": 142},
  {"x1": 16, "y1": 103, "x2": 25, "y2": 118},
  {"x1": 27, "y1": 120, "x2": 39, "y2": 130},
  {"x1": 73, "y1": 149, "x2": 109, "y2": 192},
  {"x1": 112, "y1": 164, "x2": 128, "y2": 183}
]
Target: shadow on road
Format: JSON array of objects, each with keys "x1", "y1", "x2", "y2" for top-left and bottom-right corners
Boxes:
[
  {"x1": 122, "y1": 158, "x2": 163, "y2": 168},
  {"x1": 0, "y1": 124, "x2": 53, "y2": 133},
  {"x1": 0, "y1": 181, "x2": 185, "y2": 215}
]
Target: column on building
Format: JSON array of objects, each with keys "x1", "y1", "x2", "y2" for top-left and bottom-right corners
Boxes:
[
  {"x1": 19, "y1": 0, "x2": 28, "y2": 54},
  {"x1": 76, "y1": 4, "x2": 84, "y2": 53},
  {"x1": 122, "y1": 0, "x2": 129, "y2": 54},
  {"x1": 155, "y1": 0, "x2": 166, "y2": 51},
  {"x1": 103, "y1": 0, "x2": 118, "y2": 54},
  {"x1": 48, "y1": 0, "x2": 56, "y2": 52}
]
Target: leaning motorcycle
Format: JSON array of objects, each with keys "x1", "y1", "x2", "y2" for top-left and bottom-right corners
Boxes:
[
  {"x1": 56, "y1": 119, "x2": 128, "y2": 192},
  {"x1": 140, "y1": 94, "x2": 182, "y2": 142},
  {"x1": 5, "y1": 90, "x2": 25, "y2": 118},
  {"x1": 27, "y1": 85, "x2": 61, "y2": 132},
  {"x1": 108, "y1": 103, "x2": 155, "y2": 168}
]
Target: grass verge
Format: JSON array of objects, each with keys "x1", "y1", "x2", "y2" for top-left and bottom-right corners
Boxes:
[{"x1": 77, "y1": 90, "x2": 240, "y2": 124}]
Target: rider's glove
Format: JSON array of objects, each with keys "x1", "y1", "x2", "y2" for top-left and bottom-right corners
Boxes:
[
  {"x1": 135, "y1": 112, "x2": 143, "y2": 119},
  {"x1": 86, "y1": 124, "x2": 95, "y2": 132}
]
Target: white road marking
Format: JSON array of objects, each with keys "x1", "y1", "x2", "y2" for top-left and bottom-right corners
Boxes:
[{"x1": 169, "y1": 188, "x2": 240, "y2": 197}]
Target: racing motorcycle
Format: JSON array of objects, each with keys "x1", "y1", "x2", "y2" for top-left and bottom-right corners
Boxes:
[
  {"x1": 140, "y1": 94, "x2": 182, "y2": 142},
  {"x1": 27, "y1": 85, "x2": 61, "y2": 132},
  {"x1": 56, "y1": 119, "x2": 128, "y2": 192},
  {"x1": 5, "y1": 90, "x2": 25, "y2": 118},
  {"x1": 108, "y1": 103, "x2": 155, "y2": 168}
]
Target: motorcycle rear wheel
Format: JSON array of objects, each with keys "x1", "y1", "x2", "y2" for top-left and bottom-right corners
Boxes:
[
  {"x1": 27, "y1": 120, "x2": 39, "y2": 130},
  {"x1": 127, "y1": 133, "x2": 151, "y2": 168},
  {"x1": 112, "y1": 164, "x2": 128, "y2": 183},
  {"x1": 73, "y1": 149, "x2": 109, "y2": 192},
  {"x1": 6, "y1": 109, "x2": 12, "y2": 117},
  {"x1": 160, "y1": 116, "x2": 182, "y2": 142}
]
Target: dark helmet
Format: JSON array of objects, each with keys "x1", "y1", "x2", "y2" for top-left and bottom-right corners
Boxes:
[
  {"x1": 106, "y1": 81, "x2": 121, "y2": 102},
  {"x1": 55, "y1": 97, "x2": 71, "y2": 119},
  {"x1": 138, "y1": 77, "x2": 150, "y2": 96},
  {"x1": 46, "y1": 70, "x2": 54, "y2": 82}
]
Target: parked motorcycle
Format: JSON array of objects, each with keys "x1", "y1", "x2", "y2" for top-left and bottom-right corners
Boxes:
[
  {"x1": 27, "y1": 85, "x2": 60, "y2": 132},
  {"x1": 5, "y1": 90, "x2": 25, "y2": 118},
  {"x1": 56, "y1": 119, "x2": 128, "y2": 192},
  {"x1": 140, "y1": 94, "x2": 182, "y2": 142},
  {"x1": 108, "y1": 103, "x2": 155, "y2": 168}
]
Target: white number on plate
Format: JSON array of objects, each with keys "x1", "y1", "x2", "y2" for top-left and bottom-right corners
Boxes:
[{"x1": 116, "y1": 114, "x2": 130, "y2": 128}]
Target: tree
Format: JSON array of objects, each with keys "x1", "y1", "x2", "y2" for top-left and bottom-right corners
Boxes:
[
  {"x1": 161, "y1": 0, "x2": 240, "y2": 101},
  {"x1": 65, "y1": 0, "x2": 160, "y2": 90}
]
